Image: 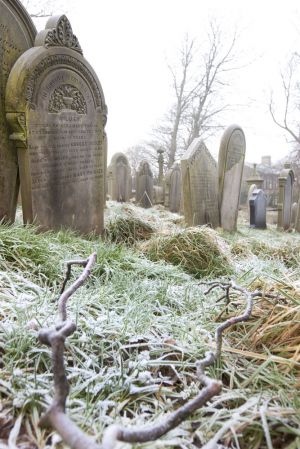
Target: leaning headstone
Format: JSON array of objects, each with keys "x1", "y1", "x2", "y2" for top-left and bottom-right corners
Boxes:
[
  {"x1": 218, "y1": 124, "x2": 246, "y2": 231},
  {"x1": 181, "y1": 138, "x2": 219, "y2": 227},
  {"x1": 107, "y1": 152, "x2": 132, "y2": 202},
  {"x1": 249, "y1": 188, "x2": 267, "y2": 229},
  {"x1": 0, "y1": 0, "x2": 36, "y2": 221},
  {"x1": 136, "y1": 160, "x2": 153, "y2": 208},
  {"x1": 5, "y1": 15, "x2": 107, "y2": 234},
  {"x1": 291, "y1": 202, "x2": 298, "y2": 228},
  {"x1": 277, "y1": 164, "x2": 294, "y2": 230}
]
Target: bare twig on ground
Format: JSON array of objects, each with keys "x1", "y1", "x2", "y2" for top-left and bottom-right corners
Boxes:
[{"x1": 38, "y1": 265, "x2": 264, "y2": 449}]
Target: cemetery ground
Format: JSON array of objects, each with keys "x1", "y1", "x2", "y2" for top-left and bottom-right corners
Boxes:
[{"x1": 0, "y1": 203, "x2": 300, "y2": 449}]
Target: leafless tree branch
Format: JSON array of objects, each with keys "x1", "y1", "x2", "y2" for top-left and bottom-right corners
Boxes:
[{"x1": 38, "y1": 261, "x2": 264, "y2": 449}]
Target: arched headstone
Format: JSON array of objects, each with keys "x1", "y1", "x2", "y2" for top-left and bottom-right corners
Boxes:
[
  {"x1": 181, "y1": 138, "x2": 219, "y2": 227},
  {"x1": 0, "y1": 0, "x2": 36, "y2": 221},
  {"x1": 164, "y1": 162, "x2": 181, "y2": 213},
  {"x1": 107, "y1": 152, "x2": 131, "y2": 202},
  {"x1": 218, "y1": 124, "x2": 246, "y2": 231},
  {"x1": 136, "y1": 160, "x2": 153, "y2": 208},
  {"x1": 6, "y1": 15, "x2": 107, "y2": 234}
]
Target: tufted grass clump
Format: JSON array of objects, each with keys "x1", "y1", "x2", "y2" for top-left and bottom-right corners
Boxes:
[
  {"x1": 141, "y1": 226, "x2": 233, "y2": 278},
  {"x1": 104, "y1": 216, "x2": 155, "y2": 245}
]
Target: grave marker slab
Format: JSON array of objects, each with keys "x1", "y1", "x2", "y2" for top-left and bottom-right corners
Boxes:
[
  {"x1": 218, "y1": 124, "x2": 246, "y2": 231},
  {"x1": 291, "y1": 202, "x2": 298, "y2": 228},
  {"x1": 164, "y1": 162, "x2": 181, "y2": 213},
  {"x1": 107, "y1": 152, "x2": 131, "y2": 202},
  {"x1": 136, "y1": 160, "x2": 153, "y2": 208},
  {"x1": 5, "y1": 15, "x2": 107, "y2": 234},
  {"x1": 181, "y1": 138, "x2": 219, "y2": 227},
  {"x1": 277, "y1": 164, "x2": 294, "y2": 230},
  {"x1": 0, "y1": 0, "x2": 36, "y2": 221},
  {"x1": 249, "y1": 188, "x2": 266, "y2": 229}
]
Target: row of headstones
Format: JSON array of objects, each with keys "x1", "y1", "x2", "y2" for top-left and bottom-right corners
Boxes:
[
  {"x1": 249, "y1": 165, "x2": 300, "y2": 231},
  {"x1": 181, "y1": 125, "x2": 246, "y2": 231},
  {"x1": 1, "y1": 1, "x2": 107, "y2": 234},
  {"x1": 107, "y1": 153, "x2": 182, "y2": 212}
]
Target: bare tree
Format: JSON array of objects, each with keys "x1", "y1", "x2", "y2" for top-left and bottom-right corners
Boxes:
[
  {"x1": 269, "y1": 53, "x2": 300, "y2": 145},
  {"x1": 20, "y1": 0, "x2": 65, "y2": 18},
  {"x1": 149, "y1": 22, "x2": 239, "y2": 169}
]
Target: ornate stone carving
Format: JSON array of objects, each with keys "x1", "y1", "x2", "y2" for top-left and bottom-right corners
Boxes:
[
  {"x1": 6, "y1": 112, "x2": 27, "y2": 148},
  {"x1": 25, "y1": 54, "x2": 105, "y2": 111},
  {"x1": 48, "y1": 84, "x2": 87, "y2": 114},
  {"x1": 44, "y1": 15, "x2": 82, "y2": 54}
]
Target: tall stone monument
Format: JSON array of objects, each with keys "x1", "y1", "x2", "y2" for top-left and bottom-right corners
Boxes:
[
  {"x1": 218, "y1": 124, "x2": 246, "y2": 231},
  {"x1": 107, "y1": 152, "x2": 131, "y2": 202},
  {"x1": 164, "y1": 162, "x2": 181, "y2": 213},
  {"x1": 0, "y1": 0, "x2": 36, "y2": 221},
  {"x1": 136, "y1": 160, "x2": 153, "y2": 208},
  {"x1": 181, "y1": 138, "x2": 219, "y2": 227},
  {"x1": 5, "y1": 15, "x2": 107, "y2": 234},
  {"x1": 277, "y1": 164, "x2": 294, "y2": 231},
  {"x1": 249, "y1": 188, "x2": 267, "y2": 229}
]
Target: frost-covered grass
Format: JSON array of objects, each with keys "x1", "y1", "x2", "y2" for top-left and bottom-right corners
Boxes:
[{"x1": 0, "y1": 206, "x2": 300, "y2": 449}]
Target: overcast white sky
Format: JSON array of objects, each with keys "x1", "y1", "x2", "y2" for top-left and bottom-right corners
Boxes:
[{"x1": 31, "y1": 0, "x2": 300, "y2": 165}]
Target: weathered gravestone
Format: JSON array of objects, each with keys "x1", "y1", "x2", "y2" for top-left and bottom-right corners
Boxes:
[
  {"x1": 291, "y1": 202, "x2": 298, "y2": 228},
  {"x1": 5, "y1": 15, "x2": 107, "y2": 234},
  {"x1": 153, "y1": 186, "x2": 164, "y2": 205},
  {"x1": 295, "y1": 200, "x2": 300, "y2": 233},
  {"x1": 218, "y1": 124, "x2": 246, "y2": 231},
  {"x1": 164, "y1": 162, "x2": 181, "y2": 213},
  {"x1": 277, "y1": 164, "x2": 294, "y2": 231},
  {"x1": 249, "y1": 188, "x2": 266, "y2": 229},
  {"x1": 107, "y1": 152, "x2": 131, "y2": 202},
  {"x1": 181, "y1": 138, "x2": 219, "y2": 227},
  {"x1": 136, "y1": 160, "x2": 153, "y2": 208},
  {"x1": 0, "y1": 0, "x2": 36, "y2": 221}
]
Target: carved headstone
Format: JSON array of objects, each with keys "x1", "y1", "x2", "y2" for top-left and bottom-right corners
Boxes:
[
  {"x1": 136, "y1": 160, "x2": 153, "y2": 208},
  {"x1": 0, "y1": 0, "x2": 36, "y2": 221},
  {"x1": 249, "y1": 188, "x2": 267, "y2": 229},
  {"x1": 164, "y1": 162, "x2": 181, "y2": 213},
  {"x1": 5, "y1": 15, "x2": 107, "y2": 234},
  {"x1": 277, "y1": 164, "x2": 294, "y2": 230},
  {"x1": 107, "y1": 152, "x2": 131, "y2": 202},
  {"x1": 181, "y1": 138, "x2": 219, "y2": 227},
  {"x1": 218, "y1": 124, "x2": 246, "y2": 231}
]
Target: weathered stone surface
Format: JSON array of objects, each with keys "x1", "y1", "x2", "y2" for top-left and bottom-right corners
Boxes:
[
  {"x1": 218, "y1": 124, "x2": 246, "y2": 231},
  {"x1": 291, "y1": 202, "x2": 298, "y2": 228},
  {"x1": 295, "y1": 200, "x2": 300, "y2": 233},
  {"x1": 5, "y1": 15, "x2": 107, "y2": 234},
  {"x1": 247, "y1": 183, "x2": 257, "y2": 219},
  {"x1": 153, "y1": 185, "x2": 164, "y2": 205},
  {"x1": 0, "y1": 0, "x2": 36, "y2": 221},
  {"x1": 107, "y1": 152, "x2": 131, "y2": 202},
  {"x1": 181, "y1": 138, "x2": 219, "y2": 227},
  {"x1": 277, "y1": 164, "x2": 294, "y2": 230},
  {"x1": 164, "y1": 162, "x2": 181, "y2": 213},
  {"x1": 249, "y1": 188, "x2": 266, "y2": 229},
  {"x1": 136, "y1": 160, "x2": 153, "y2": 208}
]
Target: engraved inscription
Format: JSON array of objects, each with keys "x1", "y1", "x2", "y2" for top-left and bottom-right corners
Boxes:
[
  {"x1": 48, "y1": 84, "x2": 87, "y2": 114},
  {"x1": 28, "y1": 115, "x2": 102, "y2": 192}
]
